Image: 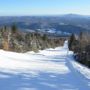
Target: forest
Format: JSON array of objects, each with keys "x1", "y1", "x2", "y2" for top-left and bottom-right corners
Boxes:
[
  {"x1": 0, "y1": 25, "x2": 65, "y2": 52},
  {"x1": 68, "y1": 32, "x2": 90, "y2": 68}
]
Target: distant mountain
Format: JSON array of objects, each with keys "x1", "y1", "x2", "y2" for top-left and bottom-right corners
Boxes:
[
  {"x1": 60, "y1": 14, "x2": 90, "y2": 18},
  {"x1": 58, "y1": 14, "x2": 90, "y2": 29},
  {"x1": 0, "y1": 14, "x2": 90, "y2": 35}
]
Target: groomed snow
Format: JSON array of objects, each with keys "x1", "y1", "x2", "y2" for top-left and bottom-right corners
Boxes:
[
  {"x1": 71, "y1": 60, "x2": 90, "y2": 79},
  {"x1": 0, "y1": 41, "x2": 90, "y2": 90}
]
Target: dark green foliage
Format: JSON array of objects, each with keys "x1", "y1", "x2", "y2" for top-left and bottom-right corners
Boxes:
[
  {"x1": 68, "y1": 33, "x2": 76, "y2": 50},
  {"x1": 69, "y1": 32, "x2": 90, "y2": 68},
  {"x1": 42, "y1": 34, "x2": 47, "y2": 41},
  {"x1": 11, "y1": 24, "x2": 17, "y2": 34}
]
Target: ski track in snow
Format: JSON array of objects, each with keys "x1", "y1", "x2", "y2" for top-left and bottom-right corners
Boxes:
[{"x1": 0, "y1": 41, "x2": 90, "y2": 90}]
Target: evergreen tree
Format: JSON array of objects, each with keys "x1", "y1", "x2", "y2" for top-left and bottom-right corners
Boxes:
[
  {"x1": 42, "y1": 34, "x2": 47, "y2": 41},
  {"x1": 11, "y1": 24, "x2": 17, "y2": 34},
  {"x1": 68, "y1": 33, "x2": 76, "y2": 50}
]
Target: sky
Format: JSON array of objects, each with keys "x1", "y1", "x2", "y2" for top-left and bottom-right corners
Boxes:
[{"x1": 0, "y1": 0, "x2": 90, "y2": 16}]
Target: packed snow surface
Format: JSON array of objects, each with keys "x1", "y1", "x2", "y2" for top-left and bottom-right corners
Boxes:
[{"x1": 0, "y1": 41, "x2": 90, "y2": 90}]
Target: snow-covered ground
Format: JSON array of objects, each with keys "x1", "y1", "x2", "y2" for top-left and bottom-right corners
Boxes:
[{"x1": 0, "y1": 41, "x2": 90, "y2": 90}]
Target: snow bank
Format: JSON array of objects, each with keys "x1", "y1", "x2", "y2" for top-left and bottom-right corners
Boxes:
[{"x1": 71, "y1": 61, "x2": 90, "y2": 79}]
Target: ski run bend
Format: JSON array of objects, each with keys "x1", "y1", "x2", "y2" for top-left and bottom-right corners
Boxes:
[{"x1": 0, "y1": 41, "x2": 90, "y2": 90}]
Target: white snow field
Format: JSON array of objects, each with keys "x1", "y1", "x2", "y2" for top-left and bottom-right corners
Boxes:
[{"x1": 0, "y1": 41, "x2": 90, "y2": 90}]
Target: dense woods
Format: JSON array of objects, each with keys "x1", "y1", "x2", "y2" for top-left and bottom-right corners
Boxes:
[
  {"x1": 0, "y1": 25, "x2": 65, "y2": 52},
  {"x1": 68, "y1": 32, "x2": 90, "y2": 68}
]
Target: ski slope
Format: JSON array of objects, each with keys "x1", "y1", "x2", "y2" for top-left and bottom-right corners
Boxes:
[{"x1": 0, "y1": 41, "x2": 90, "y2": 90}]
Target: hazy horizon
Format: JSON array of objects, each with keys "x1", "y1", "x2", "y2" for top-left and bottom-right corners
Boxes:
[
  {"x1": 0, "y1": 13, "x2": 89, "y2": 17},
  {"x1": 0, "y1": 0, "x2": 90, "y2": 16}
]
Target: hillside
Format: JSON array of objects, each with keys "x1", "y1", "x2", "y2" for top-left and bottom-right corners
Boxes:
[
  {"x1": 0, "y1": 41, "x2": 90, "y2": 90},
  {"x1": 0, "y1": 25, "x2": 65, "y2": 52},
  {"x1": 0, "y1": 14, "x2": 90, "y2": 35}
]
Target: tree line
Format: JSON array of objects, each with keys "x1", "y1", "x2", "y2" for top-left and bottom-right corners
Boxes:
[
  {"x1": 68, "y1": 32, "x2": 90, "y2": 68},
  {"x1": 0, "y1": 25, "x2": 65, "y2": 52}
]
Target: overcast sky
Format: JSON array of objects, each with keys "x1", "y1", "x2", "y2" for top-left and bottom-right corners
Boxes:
[{"x1": 0, "y1": 0, "x2": 90, "y2": 16}]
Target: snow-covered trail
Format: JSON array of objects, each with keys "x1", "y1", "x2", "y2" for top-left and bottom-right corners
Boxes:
[{"x1": 0, "y1": 41, "x2": 90, "y2": 90}]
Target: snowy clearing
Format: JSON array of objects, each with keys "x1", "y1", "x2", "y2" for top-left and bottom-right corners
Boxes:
[{"x1": 0, "y1": 41, "x2": 90, "y2": 90}]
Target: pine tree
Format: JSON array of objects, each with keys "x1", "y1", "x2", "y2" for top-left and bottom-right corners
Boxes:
[
  {"x1": 42, "y1": 34, "x2": 47, "y2": 41},
  {"x1": 11, "y1": 24, "x2": 17, "y2": 34},
  {"x1": 68, "y1": 33, "x2": 76, "y2": 50}
]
